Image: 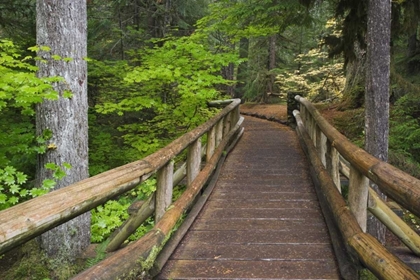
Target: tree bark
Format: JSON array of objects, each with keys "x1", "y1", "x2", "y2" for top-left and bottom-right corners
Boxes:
[
  {"x1": 36, "y1": 0, "x2": 90, "y2": 262},
  {"x1": 406, "y1": 0, "x2": 420, "y2": 74},
  {"x1": 365, "y1": 0, "x2": 391, "y2": 245},
  {"x1": 266, "y1": 34, "x2": 277, "y2": 103},
  {"x1": 235, "y1": 37, "x2": 249, "y2": 99},
  {"x1": 340, "y1": 41, "x2": 366, "y2": 109}
]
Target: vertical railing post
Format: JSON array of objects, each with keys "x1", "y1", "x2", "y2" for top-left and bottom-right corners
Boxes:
[
  {"x1": 206, "y1": 125, "x2": 216, "y2": 162},
  {"x1": 287, "y1": 92, "x2": 300, "y2": 125},
  {"x1": 187, "y1": 138, "x2": 201, "y2": 186},
  {"x1": 155, "y1": 161, "x2": 174, "y2": 221},
  {"x1": 326, "y1": 139, "x2": 341, "y2": 193},
  {"x1": 231, "y1": 105, "x2": 239, "y2": 128},
  {"x1": 216, "y1": 117, "x2": 224, "y2": 147},
  {"x1": 315, "y1": 125, "x2": 326, "y2": 166},
  {"x1": 310, "y1": 116, "x2": 317, "y2": 145},
  {"x1": 348, "y1": 165, "x2": 369, "y2": 232},
  {"x1": 223, "y1": 112, "x2": 232, "y2": 136},
  {"x1": 300, "y1": 105, "x2": 306, "y2": 126}
]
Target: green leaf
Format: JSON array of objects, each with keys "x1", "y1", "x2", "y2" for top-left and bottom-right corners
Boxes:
[
  {"x1": 63, "y1": 90, "x2": 73, "y2": 98},
  {"x1": 42, "y1": 179, "x2": 56, "y2": 190},
  {"x1": 40, "y1": 46, "x2": 51, "y2": 52},
  {"x1": 0, "y1": 193, "x2": 7, "y2": 204},
  {"x1": 16, "y1": 172, "x2": 27, "y2": 184},
  {"x1": 53, "y1": 169, "x2": 66, "y2": 180},
  {"x1": 8, "y1": 196, "x2": 19, "y2": 205},
  {"x1": 9, "y1": 184, "x2": 20, "y2": 194},
  {"x1": 19, "y1": 189, "x2": 28, "y2": 197}
]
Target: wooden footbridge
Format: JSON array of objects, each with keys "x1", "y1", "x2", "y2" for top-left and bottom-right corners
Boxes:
[{"x1": 1, "y1": 97, "x2": 420, "y2": 279}]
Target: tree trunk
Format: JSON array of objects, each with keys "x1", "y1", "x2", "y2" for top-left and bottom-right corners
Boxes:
[
  {"x1": 221, "y1": 60, "x2": 235, "y2": 97},
  {"x1": 235, "y1": 37, "x2": 249, "y2": 99},
  {"x1": 406, "y1": 0, "x2": 420, "y2": 74},
  {"x1": 340, "y1": 41, "x2": 366, "y2": 109},
  {"x1": 365, "y1": 0, "x2": 391, "y2": 244},
  {"x1": 36, "y1": 0, "x2": 90, "y2": 262},
  {"x1": 266, "y1": 34, "x2": 277, "y2": 103}
]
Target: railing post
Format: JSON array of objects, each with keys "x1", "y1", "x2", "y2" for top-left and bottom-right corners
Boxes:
[
  {"x1": 326, "y1": 139, "x2": 341, "y2": 193},
  {"x1": 231, "y1": 105, "x2": 239, "y2": 128},
  {"x1": 300, "y1": 105, "x2": 306, "y2": 126},
  {"x1": 206, "y1": 126, "x2": 216, "y2": 162},
  {"x1": 187, "y1": 138, "x2": 201, "y2": 186},
  {"x1": 287, "y1": 92, "x2": 300, "y2": 125},
  {"x1": 348, "y1": 164, "x2": 368, "y2": 232},
  {"x1": 223, "y1": 112, "x2": 232, "y2": 136},
  {"x1": 216, "y1": 117, "x2": 224, "y2": 147},
  {"x1": 155, "y1": 161, "x2": 174, "y2": 221},
  {"x1": 310, "y1": 116, "x2": 317, "y2": 145},
  {"x1": 315, "y1": 125, "x2": 326, "y2": 166}
]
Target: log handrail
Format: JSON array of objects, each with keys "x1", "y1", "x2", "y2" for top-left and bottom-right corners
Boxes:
[
  {"x1": 294, "y1": 95, "x2": 420, "y2": 217},
  {"x1": 293, "y1": 95, "x2": 420, "y2": 279},
  {"x1": 0, "y1": 98, "x2": 242, "y2": 261}
]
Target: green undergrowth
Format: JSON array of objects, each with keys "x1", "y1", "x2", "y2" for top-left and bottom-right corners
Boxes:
[
  {"x1": 359, "y1": 269, "x2": 378, "y2": 280},
  {"x1": 318, "y1": 101, "x2": 420, "y2": 179},
  {"x1": 1, "y1": 240, "x2": 84, "y2": 280}
]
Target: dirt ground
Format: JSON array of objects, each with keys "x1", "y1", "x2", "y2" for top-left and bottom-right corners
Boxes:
[
  {"x1": 240, "y1": 103, "x2": 288, "y2": 122},
  {"x1": 240, "y1": 103, "x2": 346, "y2": 124}
]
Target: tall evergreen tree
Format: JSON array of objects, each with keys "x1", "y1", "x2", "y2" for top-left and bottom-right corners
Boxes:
[
  {"x1": 365, "y1": 0, "x2": 391, "y2": 244},
  {"x1": 36, "y1": 0, "x2": 90, "y2": 262}
]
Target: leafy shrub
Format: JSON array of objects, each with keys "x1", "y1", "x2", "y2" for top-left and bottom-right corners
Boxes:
[
  {"x1": 0, "y1": 40, "x2": 71, "y2": 209},
  {"x1": 90, "y1": 178, "x2": 157, "y2": 243},
  {"x1": 390, "y1": 94, "x2": 420, "y2": 163},
  {"x1": 91, "y1": 200, "x2": 130, "y2": 243}
]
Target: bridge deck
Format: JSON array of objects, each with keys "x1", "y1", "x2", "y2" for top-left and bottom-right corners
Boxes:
[{"x1": 157, "y1": 116, "x2": 340, "y2": 279}]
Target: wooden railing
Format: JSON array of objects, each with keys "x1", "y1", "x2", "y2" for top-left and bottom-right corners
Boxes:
[
  {"x1": 292, "y1": 95, "x2": 420, "y2": 280},
  {"x1": 0, "y1": 99, "x2": 243, "y2": 279}
]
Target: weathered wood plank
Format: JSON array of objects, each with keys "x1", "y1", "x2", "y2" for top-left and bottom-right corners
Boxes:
[
  {"x1": 171, "y1": 243, "x2": 336, "y2": 261},
  {"x1": 158, "y1": 260, "x2": 340, "y2": 279},
  {"x1": 180, "y1": 229, "x2": 332, "y2": 245},
  {"x1": 210, "y1": 190, "x2": 318, "y2": 200},
  {"x1": 201, "y1": 199, "x2": 320, "y2": 209},
  {"x1": 190, "y1": 218, "x2": 325, "y2": 231},
  {"x1": 196, "y1": 208, "x2": 324, "y2": 220}
]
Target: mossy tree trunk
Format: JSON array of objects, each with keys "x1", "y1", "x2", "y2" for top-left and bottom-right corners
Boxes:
[
  {"x1": 365, "y1": 0, "x2": 391, "y2": 245},
  {"x1": 36, "y1": 0, "x2": 90, "y2": 262}
]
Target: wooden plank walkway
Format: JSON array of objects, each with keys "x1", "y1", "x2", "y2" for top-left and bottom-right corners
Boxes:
[{"x1": 157, "y1": 116, "x2": 340, "y2": 279}]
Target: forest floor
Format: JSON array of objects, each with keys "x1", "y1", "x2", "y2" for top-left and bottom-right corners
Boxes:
[
  {"x1": 240, "y1": 103, "x2": 288, "y2": 120},
  {"x1": 239, "y1": 102, "x2": 347, "y2": 124}
]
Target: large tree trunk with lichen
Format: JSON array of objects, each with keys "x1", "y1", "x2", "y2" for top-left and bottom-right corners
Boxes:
[
  {"x1": 36, "y1": 0, "x2": 90, "y2": 262},
  {"x1": 365, "y1": 0, "x2": 391, "y2": 245}
]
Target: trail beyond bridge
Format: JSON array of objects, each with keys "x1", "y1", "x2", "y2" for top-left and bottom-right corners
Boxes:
[{"x1": 157, "y1": 116, "x2": 341, "y2": 279}]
